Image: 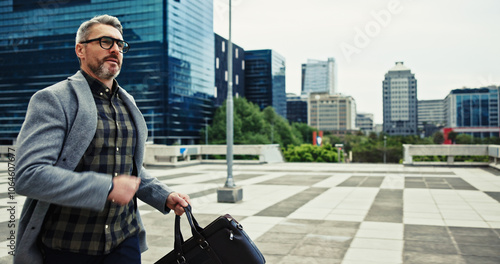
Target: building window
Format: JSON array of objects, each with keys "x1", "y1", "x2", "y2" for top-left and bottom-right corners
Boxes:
[
  {"x1": 216, "y1": 57, "x2": 219, "y2": 69},
  {"x1": 235, "y1": 74, "x2": 239, "y2": 85},
  {"x1": 225, "y1": 71, "x2": 228, "y2": 81},
  {"x1": 222, "y1": 41, "x2": 225, "y2": 52},
  {"x1": 235, "y1": 48, "x2": 239, "y2": 58},
  {"x1": 242, "y1": 60, "x2": 245, "y2": 70}
]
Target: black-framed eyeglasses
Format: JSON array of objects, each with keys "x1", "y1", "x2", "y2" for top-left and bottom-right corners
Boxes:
[{"x1": 80, "y1": 36, "x2": 130, "y2": 53}]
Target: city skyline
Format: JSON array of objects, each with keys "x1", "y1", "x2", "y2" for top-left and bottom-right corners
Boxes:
[{"x1": 214, "y1": 0, "x2": 500, "y2": 124}]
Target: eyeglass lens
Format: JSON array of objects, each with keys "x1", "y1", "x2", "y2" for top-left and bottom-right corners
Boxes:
[{"x1": 100, "y1": 37, "x2": 129, "y2": 53}]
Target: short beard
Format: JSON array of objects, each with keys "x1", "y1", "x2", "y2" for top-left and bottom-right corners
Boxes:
[{"x1": 89, "y1": 59, "x2": 121, "y2": 80}]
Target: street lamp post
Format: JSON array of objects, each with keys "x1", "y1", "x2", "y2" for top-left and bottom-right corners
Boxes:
[
  {"x1": 384, "y1": 136, "x2": 387, "y2": 164},
  {"x1": 204, "y1": 117, "x2": 208, "y2": 160},
  {"x1": 315, "y1": 94, "x2": 320, "y2": 131},
  {"x1": 218, "y1": 0, "x2": 242, "y2": 203}
]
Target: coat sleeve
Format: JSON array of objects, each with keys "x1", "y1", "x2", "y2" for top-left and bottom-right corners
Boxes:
[
  {"x1": 15, "y1": 89, "x2": 111, "y2": 211},
  {"x1": 136, "y1": 165, "x2": 174, "y2": 214}
]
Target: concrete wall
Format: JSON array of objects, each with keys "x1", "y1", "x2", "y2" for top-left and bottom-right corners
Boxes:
[
  {"x1": 144, "y1": 144, "x2": 284, "y2": 166},
  {"x1": 403, "y1": 144, "x2": 494, "y2": 166}
]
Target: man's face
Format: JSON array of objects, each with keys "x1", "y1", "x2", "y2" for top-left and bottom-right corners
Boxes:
[{"x1": 77, "y1": 24, "x2": 124, "y2": 81}]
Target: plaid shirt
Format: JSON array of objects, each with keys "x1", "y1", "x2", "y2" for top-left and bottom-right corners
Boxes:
[{"x1": 41, "y1": 70, "x2": 141, "y2": 255}]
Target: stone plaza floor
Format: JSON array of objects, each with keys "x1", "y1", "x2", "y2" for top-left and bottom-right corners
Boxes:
[{"x1": 1, "y1": 162, "x2": 500, "y2": 263}]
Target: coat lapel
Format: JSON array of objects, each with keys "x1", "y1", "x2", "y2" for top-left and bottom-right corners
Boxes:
[{"x1": 60, "y1": 72, "x2": 98, "y2": 168}]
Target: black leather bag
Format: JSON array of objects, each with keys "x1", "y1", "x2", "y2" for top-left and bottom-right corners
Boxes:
[{"x1": 155, "y1": 205, "x2": 266, "y2": 264}]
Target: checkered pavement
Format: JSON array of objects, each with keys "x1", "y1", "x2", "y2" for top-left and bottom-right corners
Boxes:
[{"x1": 1, "y1": 162, "x2": 500, "y2": 263}]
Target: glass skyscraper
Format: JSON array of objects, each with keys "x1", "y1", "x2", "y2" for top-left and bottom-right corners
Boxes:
[
  {"x1": 301, "y1": 57, "x2": 337, "y2": 96},
  {"x1": 444, "y1": 87, "x2": 499, "y2": 138},
  {"x1": 244, "y1": 49, "x2": 286, "y2": 118},
  {"x1": 0, "y1": 0, "x2": 214, "y2": 145}
]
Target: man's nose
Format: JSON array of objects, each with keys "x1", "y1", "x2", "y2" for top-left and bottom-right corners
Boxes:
[{"x1": 109, "y1": 41, "x2": 120, "y2": 54}]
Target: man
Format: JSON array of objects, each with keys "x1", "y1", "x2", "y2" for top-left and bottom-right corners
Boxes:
[{"x1": 15, "y1": 15, "x2": 190, "y2": 264}]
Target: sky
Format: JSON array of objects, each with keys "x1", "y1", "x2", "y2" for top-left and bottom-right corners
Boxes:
[{"x1": 213, "y1": 0, "x2": 500, "y2": 124}]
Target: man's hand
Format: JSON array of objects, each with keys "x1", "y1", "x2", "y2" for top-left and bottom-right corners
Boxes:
[
  {"x1": 166, "y1": 192, "x2": 191, "y2": 215},
  {"x1": 107, "y1": 175, "x2": 141, "y2": 206}
]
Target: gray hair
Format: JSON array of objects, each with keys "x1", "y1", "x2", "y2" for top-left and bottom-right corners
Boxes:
[{"x1": 75, "y1": 15, "x2": 123, "y2": 45}]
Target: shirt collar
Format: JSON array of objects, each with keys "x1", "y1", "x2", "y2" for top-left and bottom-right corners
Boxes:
[{"x1": 80, "y1": 70, "x2": 119, "y2": 99}]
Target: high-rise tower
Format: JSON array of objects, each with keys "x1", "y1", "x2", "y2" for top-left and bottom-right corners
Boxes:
[
  {"x1": 301, "y1": 57, "x2": 337, "y2": 95},
  {"x1": 0, "y1": 0, "x2": 214, "y2": 145},
  {"x1": 382, "y1": 62, "x2": 418, "y2": 136}
]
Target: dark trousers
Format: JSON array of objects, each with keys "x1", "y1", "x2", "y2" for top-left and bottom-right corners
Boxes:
[{"x1": 43, "y1": 235, "x2": 141, "y2": 264}]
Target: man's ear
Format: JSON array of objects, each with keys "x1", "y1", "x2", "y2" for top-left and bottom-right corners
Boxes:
[{"x1": 75, "y1": 43, "x2": 85, "y2": 60}]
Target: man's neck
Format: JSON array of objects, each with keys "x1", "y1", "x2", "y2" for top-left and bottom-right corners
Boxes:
[{"x1": 80, "y1": 67, "x2": 114, "y2": 90}]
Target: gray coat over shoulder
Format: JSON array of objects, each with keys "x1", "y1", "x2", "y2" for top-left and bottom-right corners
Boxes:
[{"x1": 14, "y1": 71, "x2": 173, "y2": 264}]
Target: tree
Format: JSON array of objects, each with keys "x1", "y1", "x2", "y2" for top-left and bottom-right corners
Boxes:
[
  {"x1": 206, "y1": 97, "x2": 301, "y2": 148},
  {"x1": 433, "y1": 131, "x2": 444, "y2": 144},
  {"x1": 291, "y1": 122, "x2": 314, "y2": 144}
]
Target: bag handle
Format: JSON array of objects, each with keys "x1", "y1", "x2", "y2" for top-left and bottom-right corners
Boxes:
[{"x1": 173, "y1": 205, "x2": 223, "y2": 264}]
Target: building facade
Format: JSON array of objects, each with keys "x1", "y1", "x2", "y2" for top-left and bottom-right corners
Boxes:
[
  {"x1": 382, "y1": 62, "x2": 418, "y2": 136},
  {"x1": 286, "y1": 93, "x2": 308, "y2": 124},
  {"x1": 444, "y1": 86, "x2": 500, "y2": 138},
  {"x1": 356, "y1": 113, "x2": 374, "y2": 134},
  {"x1": 308, "y1": 92, "x2": 357, "y2": 135},
  {"x1": 0, "y1": 0, "x2": 214, "y2": 145},
  {"x1": 301, "y1": 57, "x2": 337, "y2": 96},
  {"x1": 418, "y1": 99, "x2": 445, "y2": 137},
  {"x1": 214, "y1": 33, "x2": 245, "y2": 107},
  {"x1": 244, "y1": 49, "x2": 286, "y2": 118}
]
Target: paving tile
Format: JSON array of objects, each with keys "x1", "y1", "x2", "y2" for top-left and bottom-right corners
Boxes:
[
  {"x1": 344, "y1": 248, "x2": 402, "y2": 263},
  {"x1": 256, "y1": 241, "x2": 298, "y2": 256},
  {"x1": 485, "y1": 191, "x2": 500, "y2": 203},
  {"x1": 279, "y1": 255, "x2": 341, "y2": 264},
  {"x1": 462, "y1": 255, "x2": 500, "y2": 264},
  {"x1": 448, "y1": 226, "x2": 500, "y2": 237},
  {"x1": 350, "y1": 237, "x2": 404, "y2": 251},
  {"x1": 255, "y1": 231, "x2": 306, "y2": 244},
  {"x1": 290, "y1": 243, "x2": 348, "y2": 259},
  {"x1": 404, "y1": 225, "x2": 452, "y2": 243},
  {"x1": 453, "y1": 233, "x2": 500, "y2": 246},
  {"x1": 302, "y1": 233, "x2": 353, "y2": 247},
  {"x1": 337, "y1": 176, "x2": 368, "y2": 187},
  {"x1": 458, "y1": 244, "x2": 500, "y2": 258},
  {"x1": 403, "y1": 252, "x2": 466, "y2": 264},
  {"x1": 404, "y1": 240, "x2": 458, "y2": 255},
  {"x1": 256, "y1": 187, "x2": 328, "y2": 217}
]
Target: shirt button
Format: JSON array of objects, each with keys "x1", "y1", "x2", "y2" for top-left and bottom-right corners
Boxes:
[
  {"x1": 114, "y1": 173, "x2": 118, "y2": 177},
  {"x1": 105, "y1": 225, "x2": 109, "y2": 229},
  {"x1": 99, "y1": 92, "x2": 103, "y2": 96},
  {"x1": 116, "y1": 147, "x2": 119, "y2": 152},
  {"x1": 105, "y1": 88, "x2": 110, "y2": 93}
]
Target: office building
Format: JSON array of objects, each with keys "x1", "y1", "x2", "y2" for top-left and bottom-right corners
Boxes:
[
  {"x1": 418, "y1": 99, "x2": 445, "y2": 137},
  {"x1": 356, "y1": 113, "x2": 374, "y2": 133},
  {"x1": 444, "y1": 86, "x2": 500, "y2": 138},
  {"x1": 244, "y1": 49, "x2": 286, "y2": 118},
  {"x1": 286, "y1": 93, "x2": 308, "y2": 124},
  {"x1": 308, "y1": 92, "x2": 357, "y2": 136},
  {"x1": 0, "y1": 0, "x2": 214, "y2": 145},
  {"x1": 214, "y1": 33, "x2": 245, "y2": 107},
  {"x1": 301, "y1": 57, "x2": 337, "y2": 95},
  {"x1": 382, "y1": 62, "x2": 418, "y2": 136}
]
